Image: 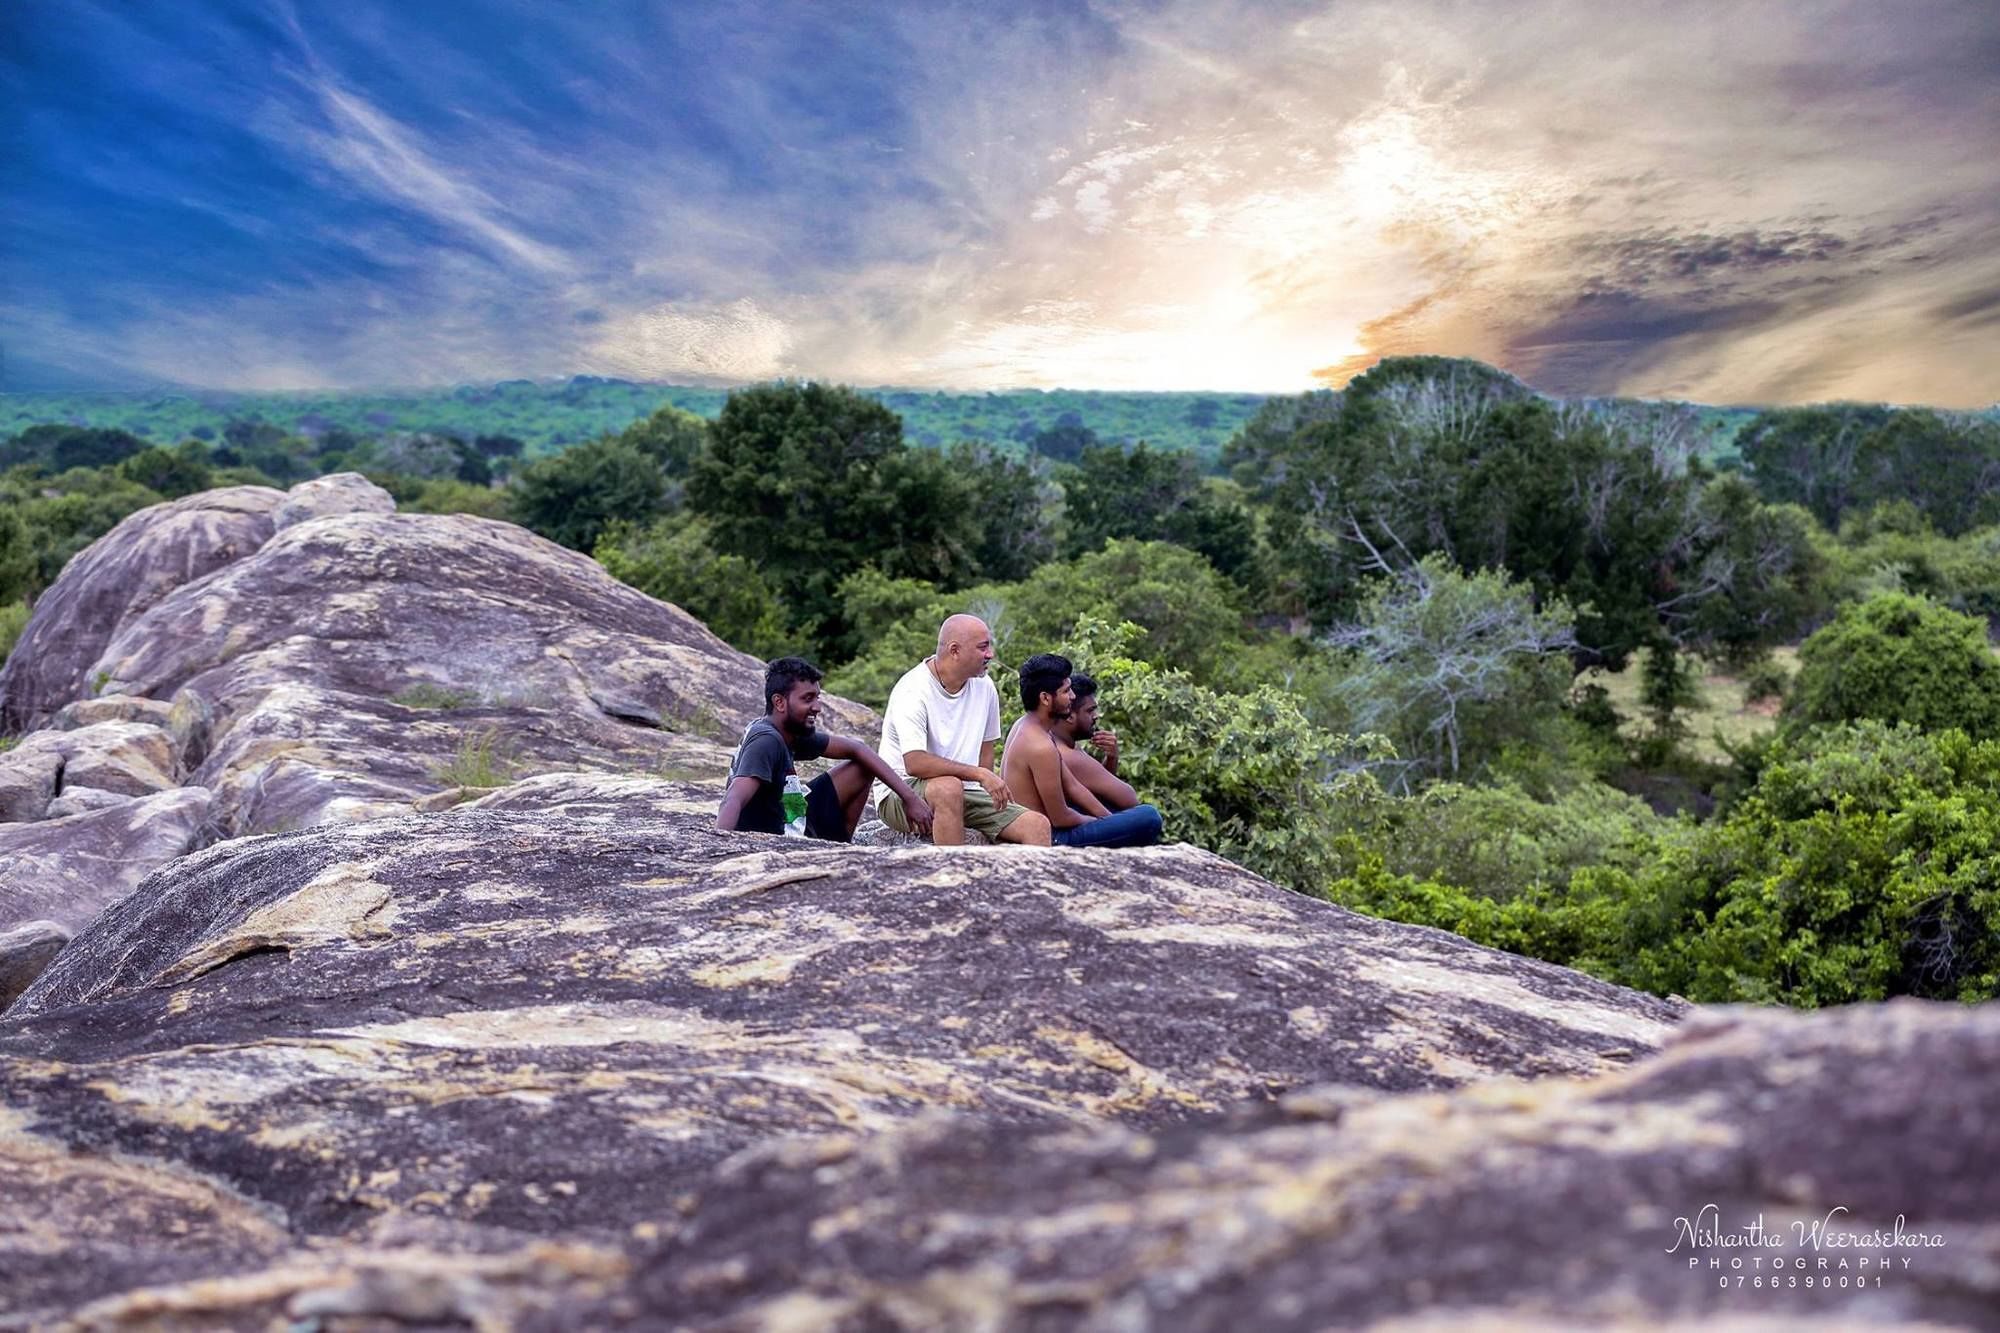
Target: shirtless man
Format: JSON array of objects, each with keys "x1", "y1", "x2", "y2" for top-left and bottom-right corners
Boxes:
[
  {"x1": 1002, "y1": 653, "x2": 1163, "y2": 849},
  {"x1": 1053, "y1": 671, "x2": 1139, "y2": 813}
]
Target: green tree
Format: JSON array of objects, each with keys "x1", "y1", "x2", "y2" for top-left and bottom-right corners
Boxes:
[
  {"x1": 594, "y1": 517, "x2": 788, "y2": 657},
  {"x1": 1060, "y1": 442, "x2": 1256, "y2": 582},
  {"x1": 117, "y1": 442, "x2": 214, "y2": 499},
  {"x1": 1787, "y1": 593, "x2": 2000, "y2": 739},
  {"x1": 686, "y1": 382, "x2": 980, "y2": 657},
  {"x1": 507, "y1": 437, "x2": 670, "y2": 552}
]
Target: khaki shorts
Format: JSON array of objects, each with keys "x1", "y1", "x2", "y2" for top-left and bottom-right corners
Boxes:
[{"x1": 878, "y1": 778, "x2": 1029, "y2": 840}]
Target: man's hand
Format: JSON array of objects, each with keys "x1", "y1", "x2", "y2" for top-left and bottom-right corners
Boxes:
[
  {"x1": 1090, "y1": 729, "x2": 1120, "y2": 764},
  {"x1": 978, "y1": 768, "x2": 1012, "y2": 809},
  {"x1": 905, "y1": 793, "x2": 936, "y2": 838}
]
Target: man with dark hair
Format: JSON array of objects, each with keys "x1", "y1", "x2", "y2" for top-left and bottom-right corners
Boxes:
[
  {"x1": 1053, "y1": 671, "x2": 1140, "y2": 813},
  {"x1": 718, "y1": 656, "x2": 934, "y2": 841},
  {"x1": 1002, "y1": 653, "x2": 1163, "y2": 848}
]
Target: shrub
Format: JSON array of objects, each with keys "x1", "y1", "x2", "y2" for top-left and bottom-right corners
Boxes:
[
  {"x1": 0, "y1": 600, "x2": 28, "y2": 671},
  {"x1": 1787, "y1": 593, "x2": 2000, "y2": 739},
  {"x1": 594, "y1": 517, "x2": 789, "y2": 658},
  {"x1": 508, "y1": 438, "x2": 670, "y2": 552},
  {"x1": 429, "y1": 729, "x2": 517, "y2": 788}
]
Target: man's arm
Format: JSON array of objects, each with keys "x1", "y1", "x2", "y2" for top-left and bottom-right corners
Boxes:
[
  {"x1": 715, "y1": 775, "x2": 764, "y2": 832},
  {"x1": 1062, "y1": 746, "x2": 1139, "y2": 811},
  {"x1": 823, "y1": 735, "x2": 934, "y2": 836},
  {"x1": 906, "y1": 748, "x2": 1011, "y2": 808},
  {"x1": 1022, "y1": 734, "x2": 1092, "y2": 829},
  {"x1": 1061, "y1": 760, "x2": 1111, "y2": 819}
]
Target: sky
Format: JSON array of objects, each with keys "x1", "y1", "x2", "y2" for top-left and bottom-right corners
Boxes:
[{"x1": 3, "y1": 0, "x2": 1997, "y2": 403}]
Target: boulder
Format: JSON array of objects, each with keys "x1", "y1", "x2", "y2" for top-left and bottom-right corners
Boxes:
[
  {"x1": 76, "y1": 512, "x2": 869, "y2": 836},
  {"x1": 0, "y1": 720, "x2": 179, "y2": 800},
  {"x1": 0, "y1": 787, "x2": 213, "y2": 934},
  {"x1": 271, "y1": 470, "x2": 397, "y2": 531},
  {"x1": 0, "y1": 746, "x2": 59, "y2": 823},
  {"x1": 0, "y1": 486, "x2": 282, "y2": 732},
  {"x1": 0, "y1": 920, "x2": 68, "y2": 1010},
  {"x1": 49, "y1": 695, "x2": 175, "y2": 731},
  {"x1": 0, "y1": 806, "x2": 1684, "y2": 1322},
  {"x1": 43, "y1": 786, "x2": 134, "y2": 820}
]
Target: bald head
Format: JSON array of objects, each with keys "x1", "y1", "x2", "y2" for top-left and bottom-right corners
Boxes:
[{"x1": 932, "y1": 614, "x2": 995, "y2": 689}]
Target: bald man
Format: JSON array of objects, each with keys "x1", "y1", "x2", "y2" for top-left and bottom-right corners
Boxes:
[{"x1": 875, "y1": 615, "x2": 1053, "y2": 846}]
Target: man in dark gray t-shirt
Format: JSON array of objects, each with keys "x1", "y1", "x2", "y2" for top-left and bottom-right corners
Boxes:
[{"x1": 717, "y1": 657, "x2": 934, "y2": 841}]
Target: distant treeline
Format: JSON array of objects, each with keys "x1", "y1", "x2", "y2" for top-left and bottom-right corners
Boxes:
[{"x1": 0, "y1": 378, "x2": 1271, "y2": 465}]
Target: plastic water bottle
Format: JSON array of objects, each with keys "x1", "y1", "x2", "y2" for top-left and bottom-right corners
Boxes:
[{"x1": 782, "y1": 775, "x2": 808, "y2": 837}]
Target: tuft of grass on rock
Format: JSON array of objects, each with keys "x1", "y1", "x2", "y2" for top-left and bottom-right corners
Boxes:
[
  {"x1": 428, "y1": 729, "x2": 517, "y2": 789},
  {"x1": 394, "y1": 683, "x2": 483, "y2": 710}
]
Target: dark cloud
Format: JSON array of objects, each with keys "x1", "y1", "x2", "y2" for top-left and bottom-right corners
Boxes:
[
  {"x1": 1932, "y1": 285, "x2": 2000, "y2": 329},
  {"x1": 1501, "y1": 291, "x2": 1786, "y2": 398}
]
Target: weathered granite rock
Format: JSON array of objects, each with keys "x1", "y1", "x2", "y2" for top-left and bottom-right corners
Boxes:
[
  {"x1": 0, "y1": 806, "x2": 1684, "y2": 1324},
  {"x1": 271, "y1": 470, "x2": 397, "y2": 531},
  {"x1": 0, "y1": 720, "x2": 179, "y2": 801},
  {"x1": 0, "y1": 746, "x2": 59, "y2": 823},
  {"x1": 43, "y1": 785, "x2": 134, "y2": 820},
  {"x1": 0, "y1": 486, "x2": 283, "y2": 731},
  {"x1": 0, "y1": 920, "x2": 68, "y2": 1010},
  {"x1": 74, "y1": 511, "x2": 866, "y2": 835},
  {"x1": 575, "y1": 1000, "x2": 2000, "y2": 1331},
  {"x1": 0, "y1": 787, "x2": 213, "y2": 935},
  {"x1": 50, "y1": 695, "x2": 176, "y2": 731}
]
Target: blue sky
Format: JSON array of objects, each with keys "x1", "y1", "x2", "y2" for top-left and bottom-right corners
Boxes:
[{"x1": 4, "y1": 0, "x2": 1997, "y2": 403}]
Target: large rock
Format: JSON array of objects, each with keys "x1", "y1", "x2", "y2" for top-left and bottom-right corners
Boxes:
[
  {"x1": 74, "y1": 511, "x2": 866, "y2": 835},
  {"x1": 0, "y1": 720, "x2": 178, "y2": 802},
  {"x1": 0, "y1": 787, "x2": 213, "y2": 935},
  {"x1": 0, "y1": 920, "x2": 68, "y2": 1010},
  {"x1": 0, "y1": 804, "x2": 1684, "y2": 1322},
  {"x1": 0, "y1": 486, "x2": 283, "y2": 732},
  {"x1": 271, "y1": 470, "x2": 396, "y2": 530},
  {"x1": 586, "y1": 1001, "x2": 2000, "y2": 1330}
]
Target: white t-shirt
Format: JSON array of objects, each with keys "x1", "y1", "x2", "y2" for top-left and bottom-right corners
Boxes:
[{"x1": 876, "y1": 658, "x2": 1002, "y2": 804}]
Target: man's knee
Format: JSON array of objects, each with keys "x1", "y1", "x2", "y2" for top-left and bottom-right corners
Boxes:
[
  {"x1": 1003, "y1": 810, "x2": 1052, "y2": 846},
  {"x1": 925, "y1": 781, "x2": 966, "y2": 813}
]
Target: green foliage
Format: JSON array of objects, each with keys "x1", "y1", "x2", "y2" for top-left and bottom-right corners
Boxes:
[
  {"x1": 2, "y1": 383, "x2": 1264, "y2": 463},
  {"x1": 0, "y1": 600, "x2": 29, "y2": 671},
  {"x1": 1787, "y1": 593, "x2": 2000, "y2": 739},
  {"x1": 399, "y1": 478, "x2": 509, "y2": 519},
  {"x1": 429, "y1": 729, "x2": 518, "y2": 788},
  {"x1": 1617, "y1": 723, "x2": 2000, "y2": 1004},
  {"x1": 594, "y1": 516, "x2": 789, "y2": 658},
  {"x1": 0, "y1": 465, "x2": 164, "y2": 596},
  {"x1": 617, "y1": 404, "x2": 709, "y2": 482},
  {"x1": 1058, "y1": 616, "x2": 1394, "y2": 893},
  {"x1": 507, "y1": 437, "x2": 670, "y2": 552},
  {"x1": 1822, "y1": 511, "x2": 2000, "y2": 626},
  {"x1": 1342, "y1": 779, "x2": 1659, "y2": 903},
  {"x1": 393, "y1": 683, "x2": 482, "y2": 709},
  {"x1": 116, "y1": 441, "x2": 214, "y2": 498},
  {"x1": 688, "y1": 382, "x2": 976, "y2": 655},
  {"x1": 1739, "y1": 405, "x2": 2000, "y2": 536},
  {"x1": 1059, "y1": 442, "x2": 1256, "y2": 582},
  {"x1": 829, "y1": 539, "x2": 1249, "y2": 704}
]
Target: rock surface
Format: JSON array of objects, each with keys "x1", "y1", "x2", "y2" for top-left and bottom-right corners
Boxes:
[
  {"x1": 271, "y1": 470, "x2": 396, "y2": 531},
  {"x1": 0, "y1": 787, "x2": 214, "y2": 935},
  {"x1": 0, "y1": 920, "x2": 68, "y2": 1009},
  {"x1": 0, "y1": 801, "x2": 1685, "y2": 1324},
  {"x1": 0, "y1": 485, "x2": 283, "y2": 732}
]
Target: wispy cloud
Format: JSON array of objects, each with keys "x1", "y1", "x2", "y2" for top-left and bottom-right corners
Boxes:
[{"x1": 4, "y1": 0, "x2": 1996, "y2": 404}]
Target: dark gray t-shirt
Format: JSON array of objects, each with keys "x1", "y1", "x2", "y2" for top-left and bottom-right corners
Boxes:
[{"x1": 727, "y1": 717, "x2": 830, "y2": 834}]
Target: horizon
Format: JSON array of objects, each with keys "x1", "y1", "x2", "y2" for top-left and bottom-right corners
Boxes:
[{"x1": 5, "y1": 2, "x2": 1998, "y2": 404}]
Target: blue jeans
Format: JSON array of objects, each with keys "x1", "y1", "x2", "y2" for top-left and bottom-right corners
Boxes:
[{"x1": 1053, "y1": 803, "x2": 1164, "y2": 848}]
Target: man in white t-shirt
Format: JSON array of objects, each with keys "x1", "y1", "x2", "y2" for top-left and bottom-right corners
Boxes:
[{"x1": 875, "y1": 614, "x2": 1052, "y2": 847}]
